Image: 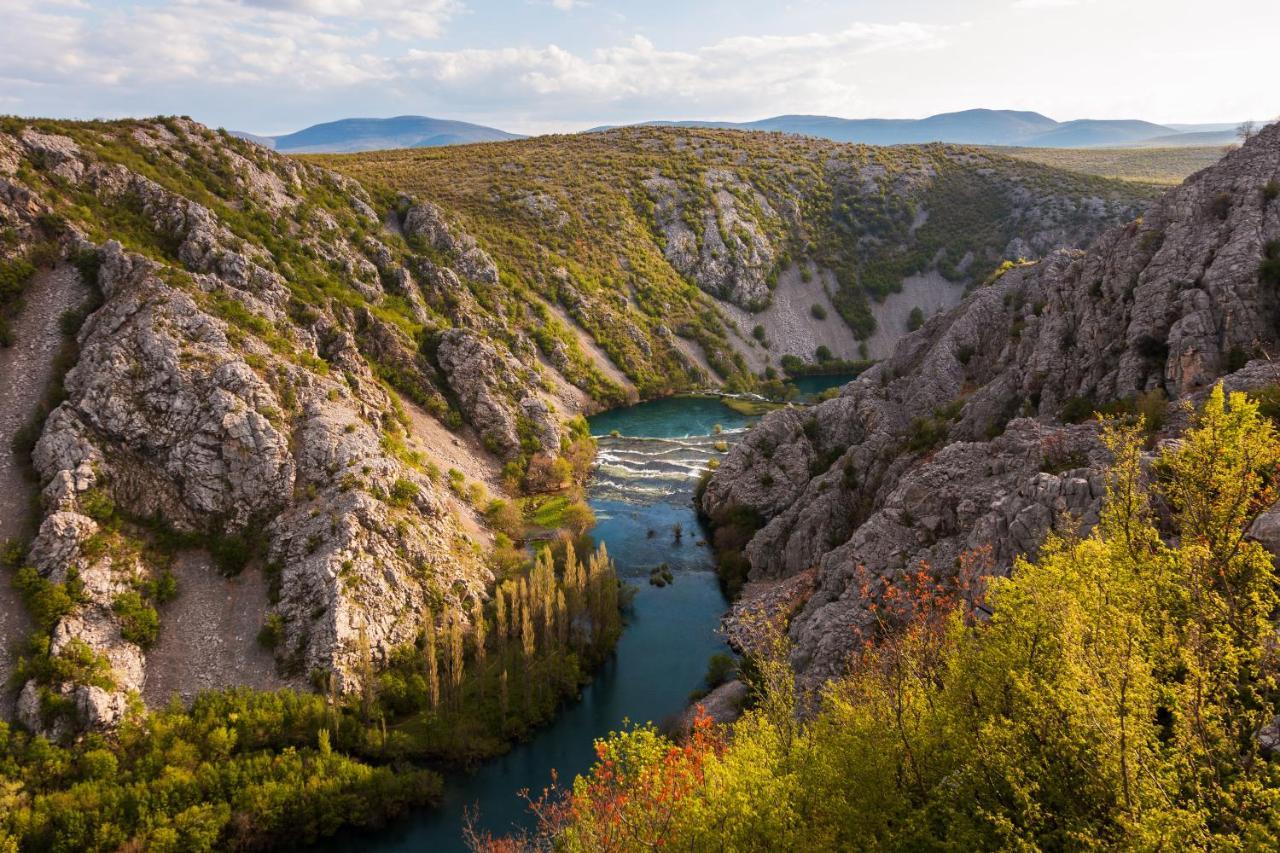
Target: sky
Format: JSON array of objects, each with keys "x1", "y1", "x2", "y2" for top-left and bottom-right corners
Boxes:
[{"x1": 1, "y1": 0, "x2": 1275, "y2": 136}]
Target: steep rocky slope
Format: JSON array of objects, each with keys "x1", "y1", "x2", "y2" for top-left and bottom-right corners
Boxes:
[
  {"x1": 703, "y1": 122, "x2": 1280, "y2": 686},
  {"x1": 0, "y1": 117, "x2": 600, "y2": 732},
  {"x1": 316, "y1": 127, "x2": 1156, "y2": 386}
]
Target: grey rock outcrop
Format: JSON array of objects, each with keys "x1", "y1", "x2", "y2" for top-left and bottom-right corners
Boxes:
[
  {"x1": 704, "y1": 122, "x2": 1280, "y2": 688},
  {"x1": 403, "y1": 200, "x2": 500, "y2": 284},
  {"x1": 435, "y1": 328, "x2": 560, "y2": 460},
  {"x1": 646, "y1": 169, "x2": 781, "y2": 310},
  {"x1": 0, "y1": 118, "x2": 504, "y2": 731}
]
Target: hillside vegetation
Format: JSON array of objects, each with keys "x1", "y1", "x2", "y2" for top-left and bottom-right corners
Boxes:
[
  {"x1": 996, "y1": 145, "x2": 1228, "y2": 185},
  {"x1": 513, "y1": 390, "x2": 1280, "y2": 850},
  {"x1": 314, "y1": 127, "x2": 1155, "y2": 376}
]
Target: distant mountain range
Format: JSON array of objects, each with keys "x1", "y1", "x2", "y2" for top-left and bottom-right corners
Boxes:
[
  {"x1": 233, "y1": 110, "x2": 1245, "y2": 154},
  {"x1": 231, "y1": 115, "x2": 523, "y2": 153},
  {"x1": 589, "y1": 109, "x2": 1243, "y2": 149}
]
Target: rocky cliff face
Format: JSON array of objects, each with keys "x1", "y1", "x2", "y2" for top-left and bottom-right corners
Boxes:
[
  {"x1": 0, "y1": 117, "x2": 593, "y2": 732},
  {"x1": 703, "y1": 122, "x2": 1280, "y2": 687}
]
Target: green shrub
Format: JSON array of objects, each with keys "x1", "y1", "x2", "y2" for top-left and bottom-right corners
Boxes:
[
  {"x1": 389, "y1": 478, "x2": 419, "y2": 507},
  {"x1": 906, "y1": 305, "x2": 925, "y2": 331},
  {"x1": 258, "y1": 612, "x2": 285, "y2": 648},
  {"x1": 209, "y1": 532, "x2": 257, "y2": 576},
  {"x1": 704, "y1": 652, "x2": 738, "y2": 688},
  {"x1": 112, "y1": 590, "x2": 160, "y2": 646},
  {"x1": 13, "y1": 565, "x2": 82, "y2": 631},
  {"x1": 0, "y1": 256, "x2": 36, "y2": 306},
  {"x1": 1060, "y1": 396, "x2": 1098, "y2": 424},
  {"x1": 810, "y1": 303, "x2": 827, "y2": 320}
]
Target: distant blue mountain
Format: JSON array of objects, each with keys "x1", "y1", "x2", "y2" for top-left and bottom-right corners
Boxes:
[
  {"x1": 591, "y1": 109, "x2": 1236, "y2": 149},
  {"x1": 234, "y1": 116, "x2": 523, "y2": 153},
  {"x1": 1023, "y1": 119, "x2": 1173, "y2": 147}
]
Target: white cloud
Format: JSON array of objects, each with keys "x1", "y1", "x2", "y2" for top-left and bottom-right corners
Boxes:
[
  {"x1": 1, "y1": 2, "x2": 946, "y2": 127},
  {"x1": 0, "y1": 0, "x2": 455, "y2": 91},
  {"x1": 1011, "y1": 0, "x2": 1081, "y2": 8},
  {"x1": 400, "y1": 23, "x2": 946, "y2": 120}
]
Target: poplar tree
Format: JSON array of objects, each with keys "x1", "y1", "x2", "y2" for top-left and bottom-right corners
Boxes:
[
  {"x1": 356, "y1": 625, "x2": 375, "y2": 723},
  {"x1": 422, "y1": 603, "x2": 439, "y2": 709},
  {"x1": 493, "y1": 586, "x2": 507, "y2": 651},
  {"x1": 447, "y1": 609, "x2": 465, "y2": 706},
  {"x1": 473, "y1": 598, "x2": 487, "y2": 665}
]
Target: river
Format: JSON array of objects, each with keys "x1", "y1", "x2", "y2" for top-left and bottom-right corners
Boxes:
[{"x1": 330, "y1": 395, "x2": 755, "y2": 850}]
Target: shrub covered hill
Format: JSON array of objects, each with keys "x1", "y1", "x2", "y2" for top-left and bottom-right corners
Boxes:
[
  {"x1": 313, "y1": 126, "x2": 1157, "y2": 376},
  {"x1": 702, "y1": 120, "x2": 1280, "y2": 690}
]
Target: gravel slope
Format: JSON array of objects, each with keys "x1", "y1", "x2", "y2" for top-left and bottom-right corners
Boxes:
[
  {"x1": 143, "y1": 552, "x2": 301, "y2": 707},
  {"x1": 0, "y1": 265, "x2": 86, "y2": 719}
]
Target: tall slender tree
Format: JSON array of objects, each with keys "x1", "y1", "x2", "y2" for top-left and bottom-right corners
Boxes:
[{"x1": 422, "y1": 603, "x2": 440, "y2": 710}]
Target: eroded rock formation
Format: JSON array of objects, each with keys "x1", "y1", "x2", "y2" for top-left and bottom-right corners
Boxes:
[{"x1": 704, "y1": 122, "x2": 1280, "y2": 688}]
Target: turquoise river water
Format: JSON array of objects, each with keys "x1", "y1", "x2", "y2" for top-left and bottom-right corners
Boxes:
[{"x1": 321, "y1": 395, "x2": 759, "y2": 851}]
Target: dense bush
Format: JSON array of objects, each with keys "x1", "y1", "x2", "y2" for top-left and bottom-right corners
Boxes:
[
  {"x1": 0, "y1": 689, "x2": 442, "y2": 851},
  {"x1": 905, "y1": 305, "x2": 924, "y2": 331}
]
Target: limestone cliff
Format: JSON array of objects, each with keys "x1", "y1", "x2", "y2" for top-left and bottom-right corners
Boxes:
[
  {"x1": 702, "y1": 122, "x2": 1280, "y2": 687},
  {"x1": 0, "y1": 118, "x2": 584, "y2": 732}
]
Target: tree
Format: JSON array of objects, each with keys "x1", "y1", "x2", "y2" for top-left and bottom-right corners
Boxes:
[
  {"x1": 906, "y1": 305, "x2": 925, "y2": 331},
  {"x1": 561, "y1": 501, "x2": 596, "y2": 537},
  {"x1": 446, "y1": 610, "x2": 465, "y2": 705},
  {"x1": 356, "y1": 625, "x2": 375, "y2": 723},
  {"x1": 422, "y1": 604, "x2": 439, "y2": 709},
  {"x1": 472, "y1": 599, "x2": 487, "y2": 665},
  {"x1": 492, "y1": 587, "x2": 507, "y2": 659},
  {"x1": 1237, "y1": 120, "x2": 1258, "y2": 142}
]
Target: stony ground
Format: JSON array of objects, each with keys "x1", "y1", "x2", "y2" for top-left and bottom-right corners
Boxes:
[
  {"x1": 718, "y1": 264, "x2": 861, "y2": 371},
  {"x1": 0, "y1": 265, "x2": 86, "y2": 719},
  {"x1": 863, "y1": 270, "x2": 967, "y2": 360},
  {"x1": 143, "y1": 551, "x2": 301, "y2": 708}
]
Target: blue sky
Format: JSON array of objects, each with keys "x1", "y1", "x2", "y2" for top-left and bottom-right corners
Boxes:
[{"x1": 2, "y1": 0, "x2": 1275, "y2": 135}]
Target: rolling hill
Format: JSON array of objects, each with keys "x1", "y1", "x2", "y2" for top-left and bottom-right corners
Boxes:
[
  {"x1": 234, "y1": 115, "x2": 523, "y2": 153},
  {"x1": 594, "y1": 109, "x2": 1247, "y2": 149}
]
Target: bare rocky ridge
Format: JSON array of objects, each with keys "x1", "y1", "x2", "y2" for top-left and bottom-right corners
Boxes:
[
  {"x1": 0, "y1": 118, "x2": 595, "y2": 732},
  {"x1": 704, "y1": 122, "x2": 1280, "y2": 688}
]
